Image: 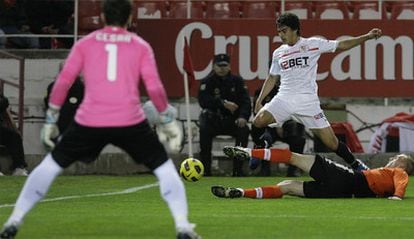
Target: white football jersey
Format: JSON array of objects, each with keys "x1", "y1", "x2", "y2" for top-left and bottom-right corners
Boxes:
[{"x1": 269, "y1": 37, "x2": 338, "y2": 97}]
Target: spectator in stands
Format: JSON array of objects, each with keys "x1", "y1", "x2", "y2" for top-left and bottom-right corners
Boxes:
[
  {"x1": 198, "y1": 53, "x2": 251, "y2": 176},
  {"x1": 0, "y1": 94, "x2": 28, "y2": 176},
  {"x1": 251, "y1": 84, "x2": 305, "y2": 177},
  {"x1": 0, "y1": 0, "x2": 39, "y2": 49},
  {"x1": 215, "y1": 147, "x2": 413, "y2": 200},
  {"x1": 24, "y1": 0, "x2": 74, "y2": 48}
]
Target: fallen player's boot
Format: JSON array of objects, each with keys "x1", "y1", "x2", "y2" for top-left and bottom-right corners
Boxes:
[
  {"x1": 223, "y1": 146, "x2": 249, "y2": 160},
  {"x1": 211, "y1": 185, "x2": 243, "y2": 198}
]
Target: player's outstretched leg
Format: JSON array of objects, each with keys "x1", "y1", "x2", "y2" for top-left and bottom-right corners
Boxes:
[
  {"x1": 223, "y1": 147, "x2": 320, "y2": 174},
  {"x1": 211, "y1": 185, "x2": 284, "y2": 199},
  {"x1": 223, "y1": 146, "x2": 292, "y2": 170}
]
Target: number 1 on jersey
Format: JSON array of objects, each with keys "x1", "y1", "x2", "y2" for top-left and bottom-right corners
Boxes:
[{"x1": 105, "y1": 44, "x2": 117, "y2": 81}]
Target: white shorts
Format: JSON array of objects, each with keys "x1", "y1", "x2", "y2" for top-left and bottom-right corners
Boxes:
[{"x1": 262, "y1": 94, "x2": 330, "y2": 129}]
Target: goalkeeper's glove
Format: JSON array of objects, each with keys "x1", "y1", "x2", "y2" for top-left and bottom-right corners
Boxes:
[
  {"x1": 159, "y1": 104, "x2": 177, "y2": 124},
  {"x1": 156, "y1": 120, "x2": 183, "y2": 154},
  {"x1": 41, "y1": 107, "x2": 60, "y2": 149}
]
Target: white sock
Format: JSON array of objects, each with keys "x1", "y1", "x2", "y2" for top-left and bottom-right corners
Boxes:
[
  {"x1": 244, "y1": 148, "x2": 252, "y2": 157},
  {"x1": 255, "y1": 187, "x2": 263, "y2": 199},
  {"x1": 153, "y1": 159, "x2": 191, "y2": 231},
  {"x1": 5, "y1": 154, "x2": 63, "y2": 226}
]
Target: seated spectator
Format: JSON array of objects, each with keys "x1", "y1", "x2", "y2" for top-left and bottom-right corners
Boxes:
[
  {"x1": 24, "y1": 0, "x2": 74, "y2": 49},
  {"x1": 198, "y1": 54, "x2": 251, "y2": 176},
  {"x1": 0, "y1": 0, "x2": 39, "y2": 49},
  {"x1": 0, "y1": 94, "x2": 28, "y2": 176},
  {"x1": 251, "y1": 85, "x2": 306, "y2": 177}
]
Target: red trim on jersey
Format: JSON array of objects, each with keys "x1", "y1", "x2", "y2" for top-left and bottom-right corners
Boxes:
[
  {"x1": 308, "y1": 47, "x2": 319, "y2": 51},
  {"x1": 280, "y1": 50, "x2": 300, "y2": 58}
]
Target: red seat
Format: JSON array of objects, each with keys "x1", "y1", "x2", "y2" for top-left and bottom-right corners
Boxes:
[
  {"x1": 351, "y1": 1, "x2": 388, "y2": 19},
  {"x1": 315, "y1": 2, "x2": 349, "y2": 19},
  {"x1": 205, "y1": 1, "x2": 241, "y2": 19},
  {"x1": 168, "y1": 0, "x2": 205, "y2": 18},
  {"x1": 242, "y1": 1, "x2": 278, "y2": 19},
  {"x1": 390, "y1": 1, "x2": 414, "y2": 19},
  {"x1": 284, "y1": 1, "x2": 313, "y2": 19},
  {"x1": 331, "y1": 122, "x2": 364, "y2": 153},
  {"x1": 131, "y1": 0, "x2": 168, "y2": 19},
  {"x1": 78, "y1": 0, "x2": 102, "y2": 35}
]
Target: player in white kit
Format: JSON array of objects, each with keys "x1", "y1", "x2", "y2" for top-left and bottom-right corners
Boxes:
[{"x1": 254, "y1": 13, "x2": 382, "y2": 170}]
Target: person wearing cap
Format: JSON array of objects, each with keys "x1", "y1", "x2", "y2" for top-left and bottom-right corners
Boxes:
[{"x1": 198, "y1": 53, "x2": 251, "y2": 176}]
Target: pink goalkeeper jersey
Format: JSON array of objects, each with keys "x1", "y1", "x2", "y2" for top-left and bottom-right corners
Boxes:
[{"x1": 49, "y1": 26, "x2": 168, "y2": 127}]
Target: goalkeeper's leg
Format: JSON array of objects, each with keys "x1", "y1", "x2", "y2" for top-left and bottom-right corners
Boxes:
[
  {"x1": 153, "y1": 159, "x2": 197, "y2": 234},
  {"x1": 3, "y1": 154, "x2": 63, "y2": 227}
]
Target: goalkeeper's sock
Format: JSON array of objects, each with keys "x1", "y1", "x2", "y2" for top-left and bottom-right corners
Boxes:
[
  {"x1": 153, "y1": 159, "x2": 192, "y2": 231},
  {"x1": 243, "y1": 186, "x2": 283, "y2": 199},
  {"x1": 5, "y1": 154, "x2": 63, "y2": 226},
  {"x1": 251, "y1": 148, "x2": 292, "y2": 163}
]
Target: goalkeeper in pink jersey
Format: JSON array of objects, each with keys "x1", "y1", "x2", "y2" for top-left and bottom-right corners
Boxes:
[{"x1": 0, "y1": 1, "x2": 200, "y2": 239}]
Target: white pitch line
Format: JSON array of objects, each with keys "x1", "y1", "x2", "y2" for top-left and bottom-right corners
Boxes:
[
  {"x1": 209, "y1": 213, "x2": 414, "y2": 221},
  {"x1": 0, "y1": 182, "x2": 159, "y2": 209}
]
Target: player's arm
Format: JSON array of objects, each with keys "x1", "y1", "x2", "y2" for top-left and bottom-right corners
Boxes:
[
  {"x1": 336, "y1": 28, "x2": 382, "y2": 51},
  {"x1": 255, "y1": 74, "x2": 280, "y2": 114},
  {"x1": 42, "y1": 44, "x2": 83, "y2": 149},
  {"x1": 49, "y1": 47, "x2": 83, "y2": 110},
  {"x1": 140, "y1": 44, "x2": 168, "y2": 113},
  {"x1": 390, "y1": 169, "x2": 409, "y2": 199}
]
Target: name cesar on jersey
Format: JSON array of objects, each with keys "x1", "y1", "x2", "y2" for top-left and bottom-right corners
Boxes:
[
  {"x1": 96, "y1": 33, "x2": 132, "y2": 42},
  {"x1": 281, "y1": 56, "x2": 309, "y2": 70}
]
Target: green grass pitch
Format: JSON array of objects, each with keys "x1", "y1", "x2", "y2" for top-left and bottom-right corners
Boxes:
[{"x1": 1, "y1": 175, "x2": 414, "y2": 238}]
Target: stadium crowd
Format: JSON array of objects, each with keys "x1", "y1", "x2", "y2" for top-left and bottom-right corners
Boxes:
[{"x1": 1, "y1": 1, "x2": 414, "y2": 49}]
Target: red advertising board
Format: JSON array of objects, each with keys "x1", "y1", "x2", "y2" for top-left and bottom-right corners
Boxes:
[{"x1": 136, "y1": 19, "x2": 414, "y2": 97}]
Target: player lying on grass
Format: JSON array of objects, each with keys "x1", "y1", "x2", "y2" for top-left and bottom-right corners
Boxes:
[{"x1": 212, "y1": 146, "x2": 413, "y2": 200}]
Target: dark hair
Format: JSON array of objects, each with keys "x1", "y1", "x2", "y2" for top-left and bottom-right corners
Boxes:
[
  {"x1": 102, "y1": 0, "x2": 132, "y2": 26},
  {"x1": 277, "y1": 13, "x2": 301, "y2": 36}
]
